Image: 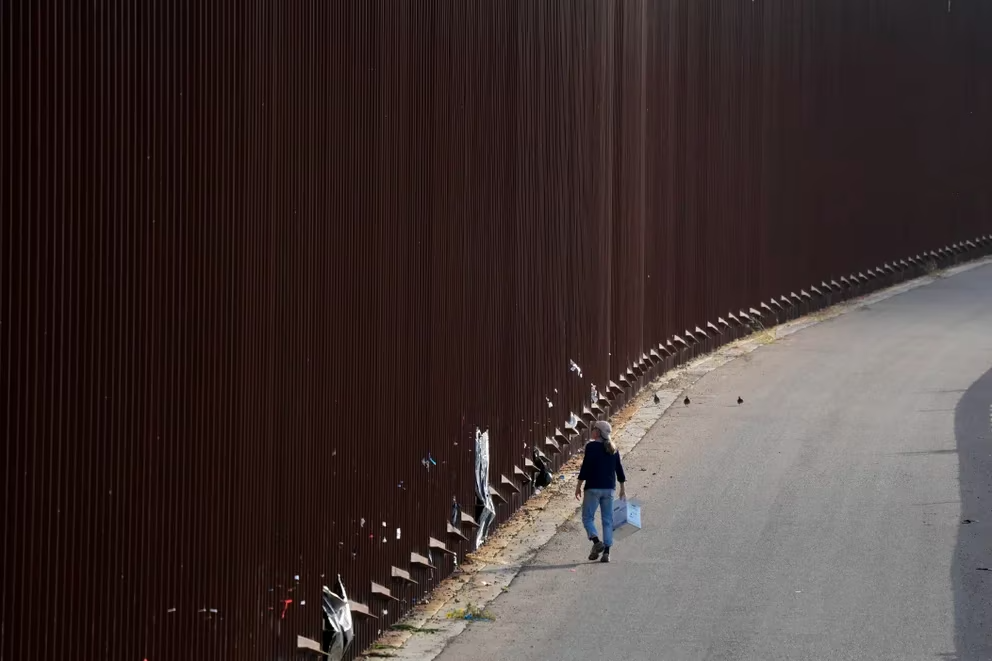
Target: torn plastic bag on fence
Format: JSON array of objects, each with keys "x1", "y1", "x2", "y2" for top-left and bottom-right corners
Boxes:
[
  {"x1": 474, "y1": 428, "x2": 496, "y2": 549},
  {"x1": 566, "y1": 412, "x2": 579, "y2": 431},
  {"x1": 450, "y1": 500, "x2": 461, "y2": 527},
  {"x1": 532, "y1": 447, "x2": 553, "y2": 489},
  {"x1": 321, "y1": 575, "x2": 354, "y2": 661}
]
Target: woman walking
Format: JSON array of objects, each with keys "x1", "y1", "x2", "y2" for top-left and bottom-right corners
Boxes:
[{"x1": 574, "y1": 420, "x2": 627, "y2": 562}]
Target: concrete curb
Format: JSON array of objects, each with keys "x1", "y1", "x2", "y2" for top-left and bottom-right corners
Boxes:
[{"x1": 359, "y1": 255, "x2": 992, "y2": 660}]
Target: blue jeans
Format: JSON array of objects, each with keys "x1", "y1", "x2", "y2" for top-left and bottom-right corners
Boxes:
[{"x1": 582, "y1": 488, "x2": 614, "y2": 548}]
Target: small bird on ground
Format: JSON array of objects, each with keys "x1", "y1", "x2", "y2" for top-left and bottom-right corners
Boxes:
[
  {"x1": 737, "y1": 396, "x2": 744, "y2": 405},
  {"x1": 683, "y1": 396, "x2": 690, "y2": 406},
  {"x1": 653, "y1": 393, "x2": 660, "y2": 404}
]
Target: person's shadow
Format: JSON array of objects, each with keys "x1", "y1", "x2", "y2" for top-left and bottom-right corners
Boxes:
[
  {"x1": 519, "y1": 562, "x2": 589, "y2": 573},
  {"x1": 470, "y1": 561, "x2": 590, "y2": 577}
]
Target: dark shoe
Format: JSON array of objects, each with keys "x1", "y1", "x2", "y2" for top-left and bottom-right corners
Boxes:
[
  {"x1": 600, "y1": 548, "x2": 611, "y2": 563},
  {"x1": 588, "y1": 540, "x2": 605, "y2": 560}
]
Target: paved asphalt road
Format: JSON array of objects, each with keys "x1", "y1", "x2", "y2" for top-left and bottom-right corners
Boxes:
[{"x1": 435, "y1": 264, "x2": 992, "y2": 661}]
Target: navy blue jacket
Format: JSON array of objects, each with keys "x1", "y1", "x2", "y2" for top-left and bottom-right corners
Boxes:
[{"x1": 578, "y1": 440, "x2": 627, "y2": 490}]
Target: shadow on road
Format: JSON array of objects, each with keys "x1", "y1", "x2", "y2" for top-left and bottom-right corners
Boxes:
[
  {"x1": 953, "y1": 363, "x2": 992, "y2": 660},
  {"x1": 519, "y1": 562, "x2": 588, "y2": 573}
]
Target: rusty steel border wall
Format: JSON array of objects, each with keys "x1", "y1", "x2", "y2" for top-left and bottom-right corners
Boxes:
[{"x1": 3, "y1": 1, "x2": 992, "y2": 659}]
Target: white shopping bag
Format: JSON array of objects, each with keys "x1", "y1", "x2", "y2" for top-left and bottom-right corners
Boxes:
[{"x1": 611, "y1": 498, "x2": 642, "y2": 541}]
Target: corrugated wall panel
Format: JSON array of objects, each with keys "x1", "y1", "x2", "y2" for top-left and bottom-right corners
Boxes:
[{"x1": 2, "y1": 1, "x2": 991, "y2": 660}]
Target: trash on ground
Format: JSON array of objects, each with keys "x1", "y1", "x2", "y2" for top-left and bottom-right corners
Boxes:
[
  {"x1": 532, "y1": 448, "x2": 553, "y2": 488},
  {"x1": 446, "y1": 603, "x2": 495, "y2": 622}
]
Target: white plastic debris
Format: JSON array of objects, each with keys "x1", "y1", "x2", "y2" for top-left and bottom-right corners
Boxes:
[
  {"x1": 473, "y1": 429, "x2": 496, "y2": 549},
  {"x1": 396, "y1": 528, "x2": 401, "y2": 540},
  {"x1": 322, "y1": 576, "x2": 355, "y2": 658},
  {"x1": 569, "y1": 360, "x2": 583, "y2": 378}
]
